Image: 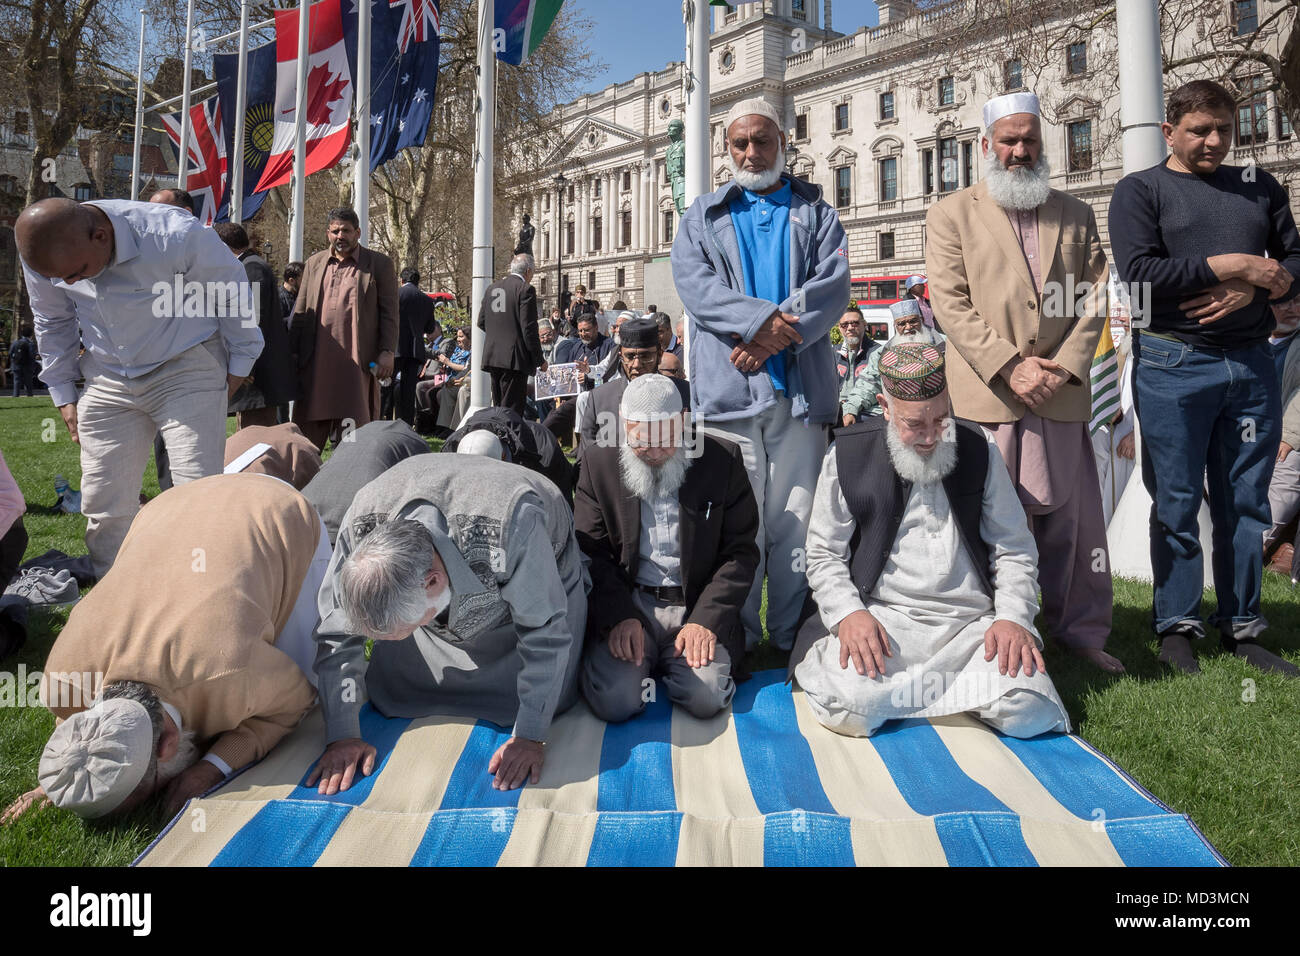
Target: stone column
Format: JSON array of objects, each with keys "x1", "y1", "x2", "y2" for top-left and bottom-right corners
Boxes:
[
  {"x1": 603, "y1": 170, "x2": 614, "y2": 254},
  {"x1": 631, "y1": 163, "x2": 643, "y2": 252},
  {"x1": 577, "y1": 177, "x2": 589, "y2": 259}
]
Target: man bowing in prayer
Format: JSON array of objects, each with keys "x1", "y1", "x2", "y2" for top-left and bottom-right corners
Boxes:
[
  {"x1": 790, "y1": 345, "x2": 1070, "y2": 739},
  {"x1": 310, "y1": 454, "x2": 588, "y2": 792},
  {"x1": 925, "y1": 90, "x2": 1122, "y2": 674}
]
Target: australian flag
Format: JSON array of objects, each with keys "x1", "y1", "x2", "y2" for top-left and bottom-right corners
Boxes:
[
  {"x1": 213, "y1": 40, "x2": 278, "y2": 222},
  {"x1": 343, "y1": 0, "x2": 441, "y2": 172}
]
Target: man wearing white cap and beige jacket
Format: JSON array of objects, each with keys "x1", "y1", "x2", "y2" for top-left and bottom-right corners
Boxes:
[{"x1": 924, "y1": 91, "x2": 1123, "y2": 674}]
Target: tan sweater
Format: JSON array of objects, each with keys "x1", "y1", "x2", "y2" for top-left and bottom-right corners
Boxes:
[{"x1": 43, "y1": 474, "x2": 321, "y2": 771}]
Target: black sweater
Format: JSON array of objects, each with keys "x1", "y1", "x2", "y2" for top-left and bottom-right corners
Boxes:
[{"x1": 1108, "y1": 161, "x2": 1300, "y2": 349}]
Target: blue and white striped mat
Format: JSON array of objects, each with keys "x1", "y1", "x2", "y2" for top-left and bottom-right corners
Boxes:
[{"x1": 135, "y1": 670, "x2": 1224, "y2": 866}]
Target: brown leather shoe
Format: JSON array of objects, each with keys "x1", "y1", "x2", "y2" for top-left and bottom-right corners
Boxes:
[{"x1": 1269, "y1": 543, "x2": 1295, "y2": 576}]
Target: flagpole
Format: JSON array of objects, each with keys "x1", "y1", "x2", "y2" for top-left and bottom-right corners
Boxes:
[
  {"x1": 289, "y1": 0, "x2": 312, "y2": 260},
  {"x1": 178, "y1": 0, "x2": 197, "y2": 186},
  {"x1": 130, "y1": 8, "x2": 146, "y2": 200},
  {"x1": 468, "y1": 0, "x2": 494, "y2": 412},
  {"x1": 354, "y1": 0, "x2": 372, "y2": 244},
  {"x1": 231, "y1": 0, "x2": 251, "y2": 222},
  {"x1": 683, "y1": 0, "x2": 711, "y2": 207}
]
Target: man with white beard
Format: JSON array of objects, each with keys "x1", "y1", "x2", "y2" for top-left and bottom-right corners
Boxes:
[
  {"x1": 576, "y1": 374, "x2": 759, "y2": 721},
  {"x1": 924, "y1": 91, "x2": 1122, "y2": 675},
  {"x1": 843, "y1": 298, "x2": 946, "y2": 423},
  {"x1": 790, "y1": 345, "x2": 1069, "y2": 738},
  {"x1": 671, "y1": 97, "x2": 849, "y2": 653}
]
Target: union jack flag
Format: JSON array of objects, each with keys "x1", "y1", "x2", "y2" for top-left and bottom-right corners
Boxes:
[
  {"x1": 389, "y1": 0, "x2": 440, "y2": 53},
  {"x1": 161, "y1": 97, "x2": 228, "y2": 226}
]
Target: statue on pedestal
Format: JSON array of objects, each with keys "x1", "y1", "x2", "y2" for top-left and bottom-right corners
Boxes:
[
  {"x1": 666, "y1": 119, "x2": 686, "y2": 217},
  {"x1": 514, "y1": 213, "x2": 535, "y2": 256}
]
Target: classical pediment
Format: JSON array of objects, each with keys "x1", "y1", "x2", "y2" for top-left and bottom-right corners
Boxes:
[
  {"x1": 826, "y1": 145, "x2": 858, "y2": 165},
  {"x1": 546, "y1": 116, "x2": 643, "y2": 166}
]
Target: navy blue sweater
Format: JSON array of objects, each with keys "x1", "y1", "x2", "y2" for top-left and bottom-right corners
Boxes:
[{"x1": 1108, "y1": 161, "x2": 1300, "y2": 349}]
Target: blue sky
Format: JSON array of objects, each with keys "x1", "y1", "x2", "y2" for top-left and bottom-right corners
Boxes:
[{"x1": 566, "y1": 0, "x2": 882, "y2": 96}]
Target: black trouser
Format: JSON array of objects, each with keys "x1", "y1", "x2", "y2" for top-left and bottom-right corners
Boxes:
[
  {"x1": 395, "y1": 357, "x2": 422, "y2": 426},
  {"x1": 10, "y1": 367, "x2": 33, "y2": 397},
  {"x1": 487, "y1": 366, "x2": 529, "y2": 416},
  {"x1": 0, "y1": 518, "x2": 29, "y2": 659},
  {"x1": 154, "y1": 432, "x2": 172, "y2": 491}
]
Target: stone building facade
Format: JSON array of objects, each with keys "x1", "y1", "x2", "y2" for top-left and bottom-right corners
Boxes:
[{"x1": 517, "y1": 0, "x2": 1300, "y2": 313}]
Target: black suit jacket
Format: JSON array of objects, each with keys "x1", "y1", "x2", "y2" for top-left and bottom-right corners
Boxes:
[
  {"x1": 240, "y1": 251, "x2": 296, "y2": 406},
  {"x1": 575, "y1": 434, "x2": 759, "y2": 668},
  {"x1": 476, "y1": 273, "x2": 543, "y2": 372},
  {"x1": 397, "y1": 282, "x2": 435, "y2": 361}
]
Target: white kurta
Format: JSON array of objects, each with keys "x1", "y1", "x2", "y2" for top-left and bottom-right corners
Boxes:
[{"x1": 795, "y1": 436, "x2": 1070, "y2": 737}]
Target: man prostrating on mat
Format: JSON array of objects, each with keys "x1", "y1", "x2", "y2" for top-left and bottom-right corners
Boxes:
[
  {"x1": 310, "y1": 454, "x2": 588, "y2": 792},
  {"x1": 788, "y1": 345, "x2": 1070, "y2": 738}
]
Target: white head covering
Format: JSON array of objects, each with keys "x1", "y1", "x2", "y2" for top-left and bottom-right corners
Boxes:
[
  {"x1": 890, "y1": 298, "x2": 922, "y2": 319},
  {"x1": 457, "y1": 430, "x2": 505, "y2": 460},
  {"x1": 904, "y1": 274, "x2": 926, "y2": 291},
  {"x1": 619, "y1": 373, "x2": 683, "y2": 422},
  {"x1": 38, "y1": 698, "x2": 155, "y2": 818},
  {"x1": 725, "y1": 97, "x2": 783, "y2": 135},
  {"x1": 982, "y1": 91, "x2": 1041, "y2": 131}
]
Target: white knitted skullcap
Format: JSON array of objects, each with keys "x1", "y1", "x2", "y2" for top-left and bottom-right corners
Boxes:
[
  {"x1": 619, "y1": 373, "x2": 683, "y2": 422},
  {"x1": 725, "y1": 98, "x2": 782, "y2": 135},
  {"x1": 457, "y1": 430, "x2": 505, "y2": 460},
  {"x1": 38, "y1": 698, "x2": 154, "y2": 818},
  {"x1": 983, "y1": 92, "x2": 1040, "y2": 130}
]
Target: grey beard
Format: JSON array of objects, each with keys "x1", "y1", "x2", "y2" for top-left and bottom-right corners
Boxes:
[
  {"x1": 731, "y1": 145, "x2": 786, "y2": 192},
  {"x1": 619, "y1": 444, "x2": 691, "y2": 500},
  {"x1": 890, "y1": 329, "x2": 940, "y2": 347},
  {"x1": 156, "y1": 729, "x2": 201, "y2": 784},
  {"x1": 886, "y1": 420, "x2": 958, "y2": 485},
  {"x1": 983, "y1": 152, "x2": 1052, "y2": 210}
]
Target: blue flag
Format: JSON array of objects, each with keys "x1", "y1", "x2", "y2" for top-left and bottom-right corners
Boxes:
[
  {"x1": 213, "y1": 39, "x2": 278, "y2": 223},
  {"x1": 342, "y1": 0, "x2": 441, "y2": 172}
]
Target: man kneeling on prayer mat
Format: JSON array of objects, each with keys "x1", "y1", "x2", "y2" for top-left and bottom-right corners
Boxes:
[
  {"x1": 1, "y1": 474, "x2": 328, "y2": 824},
  {"x1": 790, "y1": 344, "x2": 1070, "y2": 738},
  {"x1": 576, "y1": 374, "x2": 759, "y2": 720},
  {"x1": 311, "y1": 453, "x2": 588, "y2": 792}
]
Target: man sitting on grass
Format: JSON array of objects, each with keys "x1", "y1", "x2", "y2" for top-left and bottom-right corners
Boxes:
[
  {"x1": 1, "y1": 474, "x2": 328, "y2": 824},
  {"x1": 789, "y1": 345, "x2": 1070, "y2": 738}
]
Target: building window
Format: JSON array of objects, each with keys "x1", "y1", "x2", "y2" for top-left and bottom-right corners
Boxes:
[
  {"x1": 74, "y1": 184, "x2": 93, "y2": 201},
  {"x1": 1067, "y1": 120, "x2": 1094, "y2": 170},
  {"x1": 835, "y1": 102, "x2": 849, "y2": 131},
  {"x1": 834, "y1": 166, "x2": 852, "y2": 208},
  {"x1": 879, "y1": 232, "x2": 895, "y2": 260},
  {"x1": 616, "y1": 267, "x2": 625, "y2": 287},
  {"x1": 565, "y1": 220, "x2": 574, "y2": 255},
  {"x1": 795, "y1": 112, "x2": 808, "y2": 140},
  {"x1": 1280, "y1": 109, "x2": 1293, "y2": 140},
  {"x1": 938, "y1": 77, "x2": 954, "y2": 107},
  {"x1": 0, "y1": 227, "x2": 16, "y2": 284},
  {"x1": 588, "y1": 270, "x2": 596, "y2": 290},
  {"x1": 791, "y1": 0, "x2": 807, "y2": 19},
  {"x1": 663, "y1": 209, "x2": 674, "y2": 242},
  {"x1": 1233, "y1": 0, "x2": 1258, "y2": 35},
  {"x1": 1237, "y1": 76, "x2": 1269, "y2": 146},
  {"x1": 879, "y1": 91, "x2": 895, "y2": 121},
  {"x1": 543, "y1": 230, "x2": 550, "y2": 260},
  {"x1": 539, "y1": 277, "x2": 548, "y2": 297},
  {"x1": 592, "y1": 215, "x2": 602, "y2": 250},
  {"x1": 962, "y1": 141, "x2": 974, "y2": 187},
  {"x1": 622, "y1": 170, "x2": 631, "y2": 191},
  {"x1": 922, "y1": 148, "x2": 934, "y2": 194},
  {"x1": 879, "y1": 157, "x2": 898, "y2": 202},
  {"x1": 544, "y1": 193, "x2": 550, "y2": 211},
  {"x1": 1067, "y1": 42, "x2": 1087, "y2": 75},
  {"x1": 0, "y1": 175, "x2": 16, "y2": 195},
  {"x1": 620, "y1": 210, "x2": 631, "y2": 246},
  {"x1": 870, "y1": 279, "x2": 898, "y2": 300},
  {"x1": 1004, "y1": 59, "x2": 1023, "y2": 92},
  {"x1": 13, "y1": 111, "x2": 28, "y2": 134},
  {"x1": 939, "y1": 137, "x2": 959, "y2": 192},
  {"x1": 593, "y1": 179, "x2": 601, "y2": 198}
]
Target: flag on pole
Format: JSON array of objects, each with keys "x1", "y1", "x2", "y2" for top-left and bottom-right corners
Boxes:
[
  {"x1": 214, "y1": 39, "x2": 279, "y2": 222},
  {"x1": 493, "y1": 0, "x2": 564, "y2": 66},
  {"x1": 1089, "y1": 322, "x2": 1121, "y2": 435},
  {"x1": 161, "y1": 97, "x2": 228, "y2": 226},
  {"x1": 341, "y1": 0, "x2": 441, "y2": 172},
  {"x1": 255, "y1": 0, "x2": 354, "y2": 193}
]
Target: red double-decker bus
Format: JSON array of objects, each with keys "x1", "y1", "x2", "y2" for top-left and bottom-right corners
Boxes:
[{"x1": 849, "y1": 273, "x2": 918, "y2": 341}]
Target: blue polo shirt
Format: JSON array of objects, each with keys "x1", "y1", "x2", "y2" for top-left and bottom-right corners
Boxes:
[{"x1": 729, "y1": 181, "x2": 792, "y2": 393}]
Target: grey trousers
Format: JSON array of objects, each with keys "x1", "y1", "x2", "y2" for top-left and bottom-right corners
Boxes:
[
  {"x1": 1264, "y1": 448, "x2": 1300, "y2": 553},
  {"x1": 581, "y1": 589, "x2": 735, "y2": 722}
]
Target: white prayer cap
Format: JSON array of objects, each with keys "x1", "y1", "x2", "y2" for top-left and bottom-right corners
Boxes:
[
  {"x1": 725, "y1": 97, "x2": 783, "y2": 135},
  {"x1": 616, "y1": 310, "x2": 636, "y2": 325},
  {"x1": 619, "y1": 373, "x2": 683, "y2": 422},
  {"x1": 890, "y1": 298, "x2": 922, "y2": 320},
  {"x1": 38, "y1": 698, "x2": 154, "y2": 818},
  {"x1": 457, "y1": 430, "x2": 505, "y2": 460},
  {"x1": 903, "y1": 274, "x2": 926, "y2": 291},
  {"x1": 982, "y1": 91, "x2": 1040, "y2": 131}
]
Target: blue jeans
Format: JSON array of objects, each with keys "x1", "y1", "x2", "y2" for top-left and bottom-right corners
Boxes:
[{"x1": 1133, "y1": 334, "x2": 1280, "y2": 639}]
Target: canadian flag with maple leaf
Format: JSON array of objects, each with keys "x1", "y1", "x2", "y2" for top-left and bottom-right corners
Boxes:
[{"x1": 255, "y1": 0, "x2": 353, "y2": 193}]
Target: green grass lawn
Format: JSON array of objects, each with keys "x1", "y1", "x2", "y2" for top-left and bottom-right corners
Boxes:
[{"x1": 0, "y1": 396, "x2": 1297, "y2": 866}]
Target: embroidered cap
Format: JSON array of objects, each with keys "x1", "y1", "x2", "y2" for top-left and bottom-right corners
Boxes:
[
  {"x1": 879, "y1": 344, "x2": 947, "y2": 401},
  {"x1": 890, "y1": 299, "x2": 922, "y2": 320}
]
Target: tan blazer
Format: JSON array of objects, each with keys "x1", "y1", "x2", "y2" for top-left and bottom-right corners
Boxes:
[
  {"x1": 924, "y1": 180, "x2": 1108, "y2": 424},
  {"x1": 290, "y1": 244, "x2": 400, "y2": 381}
]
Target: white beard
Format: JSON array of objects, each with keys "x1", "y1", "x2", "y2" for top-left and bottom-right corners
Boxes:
[
  {"x1": 983, "y1": 152, "x2": 1052, "y2": 211},
  {"x1": 886, "y1": 419, "x2": 958, "y2": 485},
  {"x1": 731, "y1": 144, "x2": 786, "y2": 192},
  {"x1": 890, "y1": 329, "x2": 939, "y2": 347},
  {"x1": 619, "y1": 444, "x2": 691, "y2": 500},
  {"x1": 156, "y1": 729, "x2": 201, "y2": 783}
]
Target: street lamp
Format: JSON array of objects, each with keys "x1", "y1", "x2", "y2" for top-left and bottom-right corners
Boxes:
[{"x1": 553, "y1": 170, "x2": 568, "y2": 315}]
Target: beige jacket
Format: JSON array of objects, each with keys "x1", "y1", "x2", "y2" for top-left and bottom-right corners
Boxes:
[{"x1": 924, "y1": 180, "x2": 1109, "y2": 423}]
